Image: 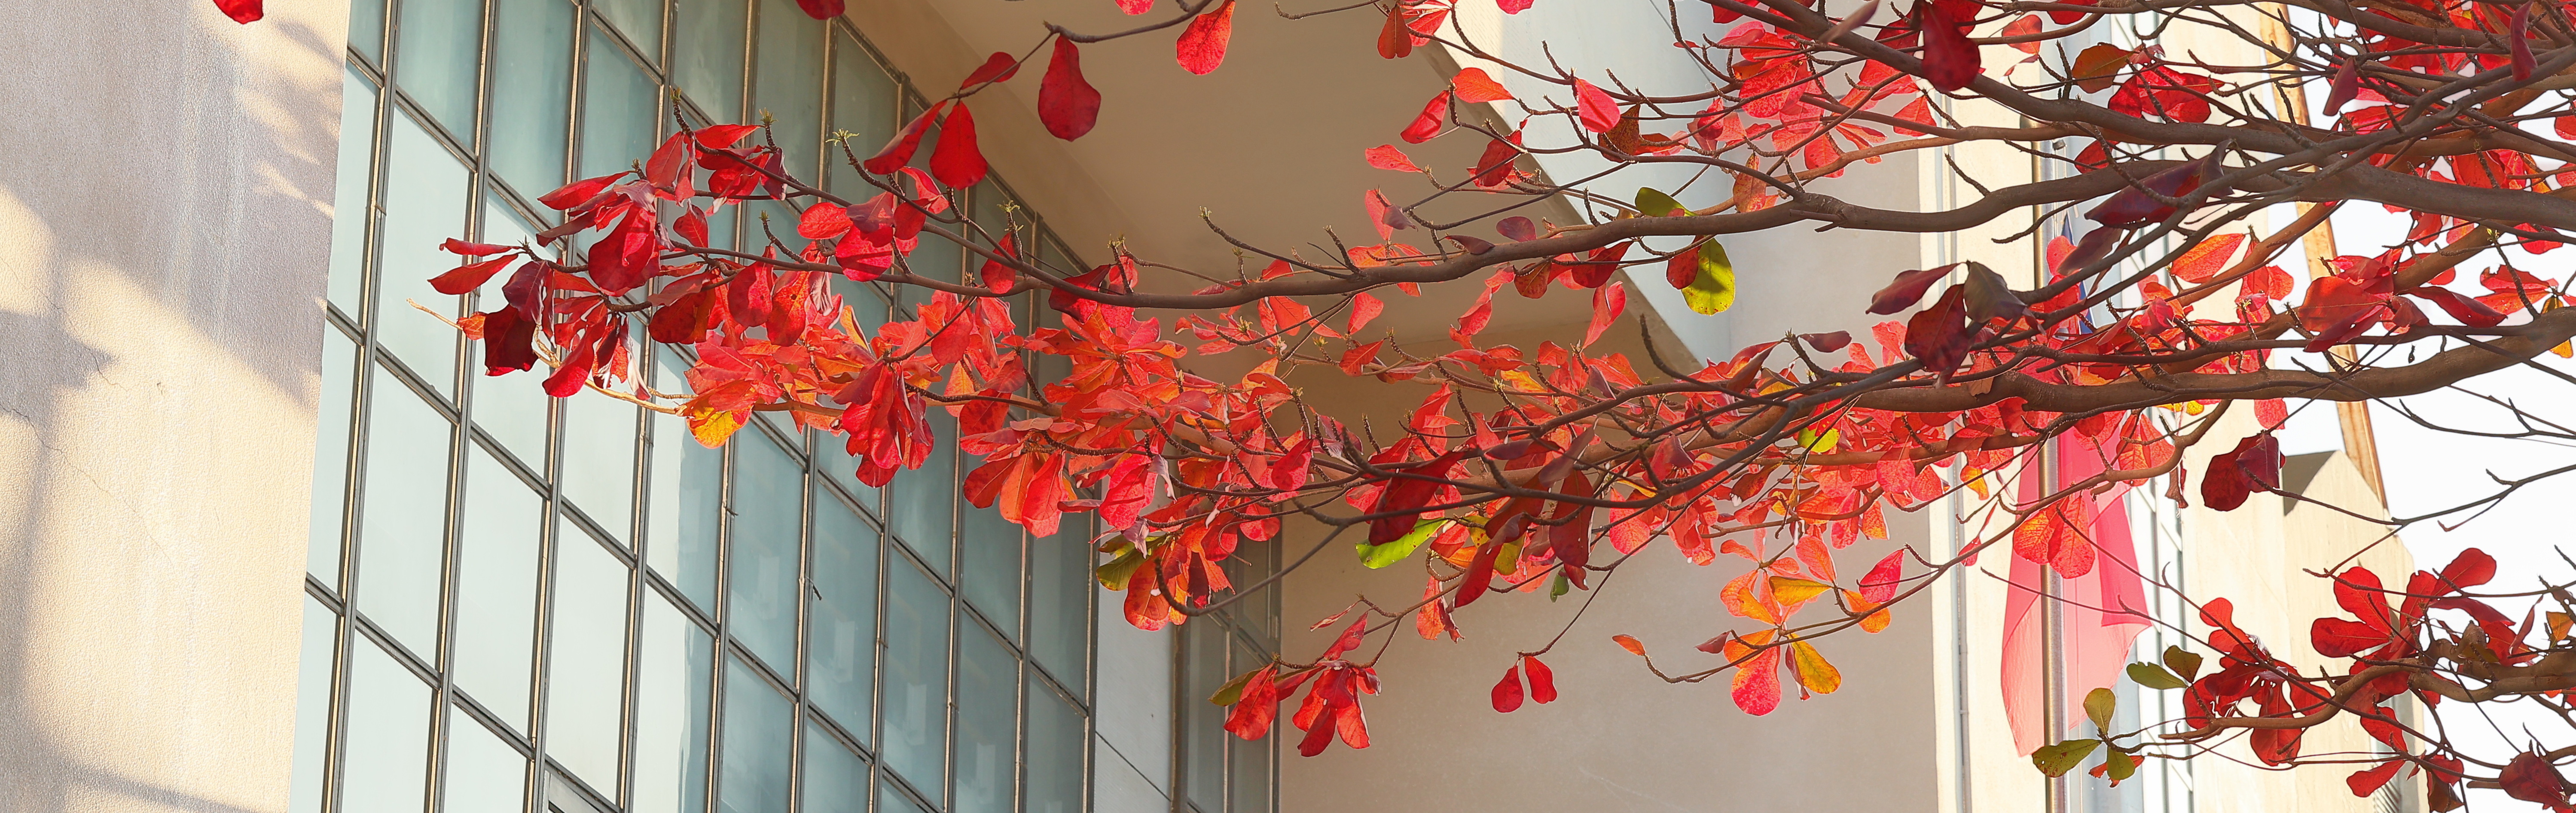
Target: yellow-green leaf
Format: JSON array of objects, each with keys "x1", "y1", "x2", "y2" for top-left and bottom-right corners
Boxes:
[
  {"x1": 2032, "y1": 739, "x2": 2100, "y2": 777},
  {"x1": 2102, "y1": 750, "x2": 2141, "y2": 784},
  {"x1": 2084, "y1": 687, "x2": 2117, "y2": 732},
  {"x1": 2127, "y1": 662, "x2": 2188, "y2": 690},
  {"x1": 1634, "y1": 186, "x2": 1686, "y2": 218},
  {"x1": 1682, "y1": 239, "x2": 1736, "y2": 314},
  {"x1": 1797, "y1": 427, "x2": 1841, "y2": 454},
  {"x1": 1789, "y1": 639, "x2": 1841, "y2": 694},
  {"x1": 1357, "y1": 518, "x2": 1447, "y2": 569},
  {"x1": 1207, "y1": 665, "x2": 1266, "y2": 706},
  {"x1": 1096, "y1": 549, "x2": 1145, "y2": 591},
  {"x1": 2162, "y1": 646, "x2": 2203, "y2": 681}
]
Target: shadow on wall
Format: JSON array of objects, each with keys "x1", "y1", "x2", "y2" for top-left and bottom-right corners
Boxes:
[{"x1": 0, "y1": 0, "x2": 346, "y2": 809}]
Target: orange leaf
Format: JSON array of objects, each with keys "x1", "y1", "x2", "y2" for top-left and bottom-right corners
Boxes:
[
  {"x1": 1611, "y1": 634, "x2": 1646, "y2": 656},
  {"x1": 2171, "y1": 233, "x2": 2247, "y2": 283},
  {"x1": 1453, "y1": 67, "x2": 1513, "y2": 102}
]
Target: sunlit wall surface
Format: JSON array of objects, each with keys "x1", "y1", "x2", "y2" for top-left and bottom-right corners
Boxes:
[{"x1": 293, "y1": 0, "x2": 1273, "y2": 810}]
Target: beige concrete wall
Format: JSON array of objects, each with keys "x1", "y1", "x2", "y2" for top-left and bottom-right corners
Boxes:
[{"x1": 0, "y1": 0, "x2": 348, "y2": 810}]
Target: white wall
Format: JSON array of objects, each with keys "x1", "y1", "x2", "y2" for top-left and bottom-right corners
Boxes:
[{"x1": 0, "y1": 0, "x2": 348, "y2": 810}]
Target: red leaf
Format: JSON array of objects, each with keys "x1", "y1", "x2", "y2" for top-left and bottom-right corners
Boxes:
[
  {"x1": 1491, "y1": 666, "x2": 1525, "y2": 712},
  {"x1": 798, "y1": 203, "x2": 854, "y2": 240},
  {"x1": 544, "y1": 340, "x2": 595, "y2": 398},
  {"x1": 865, "y1": 102, "x2": 944, "y2": 175},
  {"x1": 2510, "y1": 4, "x2": 2536, "y2": 81},
  {"x1": 1499, "y1": 0, "x2": 1534, "y2": 10},
  {"x1": 431, "y1": 256, "x2": 517, "y2": 296},
  {"x1": 1322, "y1": 618, "x2": 1368, "y2": 659},
  {"x1": 2442, "y1": 548, "x2": 2497, "y2": 588},
  {"x1": 479, "y1": 307, "x2": 539, "y2": 375},
  {"x1": 1732, "y1": 645, "x2": 1783, "y2": 715},
  {"x1": 795, "y1": 0, "x2": 845, "y2": 18},
  {"x1": 2501, "y1": 751, "x2": 2570, "y2": 807},
  {"x1": 1364, "y1": 145, "x2": 1422, "y2": 173},
  {"x1": 694, "y1": 124, "x2": 761, "y2": 149},
  {"x1": 1038, "y1": 38, "x2": 1103, "y2": 141},
  {"x1": 1575, "y1": 79, "x2": 1620, "y2": 133},
  {"x1": 675, "y1": 207, "x2": 708, "y2": 247},
  {"x1": 928, "y1": 104, "x2": 989, "y2": 188},
  {"x1": 442, "y1": 238, "x2": 516, "y2": 256},
  {"x1": 1525, "y1": 656, "x2": 1557, "y2": 703},
  {"x1": 1401, "y1": 91, "x2": 1451, "y2": 143},
  {"x1": 1471, "y1": 137, "x2": 1520, "y2": 187},
  {"x1": 959, "y1": 52, "x2": 1021, "y2": 90},
  {"x1": 1868, "y1": 265, "x2": 1954, "y2": 314},
  {"x1": 2255, "y1": 398, "x2": 2288, "y2": 430},
  {"x1": 2310, "y1": 617, "x2": 2387, "y2": 658},
  {"x1": 1377, "y1": 8, "x2": 1413, "y2": 58},
  {"x1": 1453, "y1": 67, "x2": 1514, "y2": 102},
  {"x1": 2414, "y1": 286, "x2": 2506, "y2": 327},
  {"x1": 1175, "y1": 0, "x2": 1237, "y2": 75},
  {"x1": 1919, "y1": 3, "x2": 1980, "y2": 91},
  {"x1": 214, "y1": 0, "x2": 263, "y2": 24},
  {"x1": 1584, "y1": 282, "x2": 1627, "y2": 346},
  {"x1": 1348, "y1": 292, "x2": 1384, "y2": 334},
  {"x1": 2346, "y1": 761, "x2": 2404, "y2": 798},
  {"x1": 538, "y1": 173, "x2": 626, "y2": 211},
  {"x1": 1858, "y1": 549, "x2": 1905, "y2": 604},
  {"x1": 1116, "y1": 0, "x2": 1153, "y2": 13},
  {"x1": 1368, "y1": 451, "x2": 1469, "y2": 544},
  {"x1": 1222, "y1": 667, "x2": 1280, "y2": 739}
]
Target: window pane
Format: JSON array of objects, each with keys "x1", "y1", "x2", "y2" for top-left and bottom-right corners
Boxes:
[
  {"x1": 356, "y1": 366, "x2": 450, "y2": 657},
  {"x1": 546, "y1": 527, "x2": 630, "y2": 792},
  {"x1": 826, "y1": 32, "x2": 894, "y2": 196},
  {"x1": 310, "y1": 327, "x2": 357, "y2": 587},
  {"x1": 444, "y1": 716, "x2": 531, "y2": 813},
  {"x1": 376, "y1": 113, "x2": 472, "y2": 395},
  {"x1": 1228, "y1": 668, "x2": 1272, "y2": 813},
  {"x1": 290, "y1": 597, "x2": 336, "y2": 813},
  {"x1": 595, "y1": 0, "x2": 664, "y2": 66},
  {"x1": 581, "y1": 26, "x2": 659, "y2": 181},
  {"x1": 881, "y1": 780, "x2": 933, "y2": 813},
  {"x1": 1027, "y1": 518, "x2": 1089, "y2": 700},
  {"x1": 1024, "y1": 681, "x2": 1084, "y2": 813},
  {"x1": 672, "y1": 0, "x2": 747, "y2": 120},
  {"x1": 468, "y1": 203, "x2": 555, "y2": 468},
  {"x1": 329, "y1": 69, "x2": 377, "y2": 319},
  {"x1": 1180, "y1": 623, "x2": 1225, "y2": 813},
  {"x1": 717, "y1": 658, "x2": 792, "y2": 813},
  {"x1": 752, "y1": 0, "x2": 822, "y2": 181},
  {"x1": 488, "y1": 0, "x2": 575, "y2": 201},
  {"x1": 635, "y1": 593, "x2": 714, "y2": 813},
  {"x1": 728, "y1": 432, "x2": 803, "y2": 674},
  {"x1": 394, "y1": 0, "x2": 482, "y2": 145},
  {"x1": 952, "y1": 626, "x2": 1016, "y2": 813},
  {"x1": 647, "y1": 353, "x2": 723, "y2": 609},
  {"x1": 882, "y1": 557, "x2": 949, "y2": 806},
  {"x1": 342, "y1": 637, "x2": 431, "y2": 813},
  {"x1": 885, "y1": 410, "x2": 953, "y2": 575},
  {"x1": 807, "y1": 484, "x2": 875, "y2": 740},
  {"x1": 958, "y1": 499, "x2": 1020, "y2": 643},
  {"x1": 562, "y1": 383, "x2": 638, "y2": 545},
  {"x1": 349, "y1": 0, "x2": 385, "y2": 65},
  {"x1": 800, "y1": 724, "x2": 867, "y2": 813},
  {"x1": 454, "y1": 445, "x2": 543, "y2": 732}
]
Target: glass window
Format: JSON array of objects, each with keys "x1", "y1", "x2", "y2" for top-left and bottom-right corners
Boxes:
[
  {"x1": 488, "y1": 0, "x2": 576, "y2": 201},
  {"x1": 752, "y1": 0, "x2": 824, "y2": 181},
  {"x1": 882, "y1": 556, "x2": 949, "y2": 806},
  {"x1": 470, "y1": 204, "x2": 555, "y2": 467},
  {"x1": 341, "y1": 636, "x2": 432, "y2": 813},
  {"x1": 672, "y1": 0, "x2": 748, "y2": 121},
  {"x1": 881, "y1": 780, "x2": 933, "y2": 813},
  {"x1": 375, "y1": 112, "x2": 473, "y2": 396},
  {"x1": 348, "y1": 0, "x2": 385, "y2": 67},
  {"x1": 453, "y1": 445, "x2": 543, "y2": 732},
  {"x1": 394, "y1": 0, "x2": 483, "y2": 145},
  {"x1": 953, "y1": 626, "x2": 1018, "y2": 813},
  {"x1": 444, "y1": 715, "x2": 532, "y2": 813},
  {"x1": 546, "y1": 526, "x2": 631, "y2": 792},
  {"x1": 310, "y1": 327, "x2": 357, "y2": 587},
  {"x1": 800, "y1": 724, "x2": 868, "y2": 812},
  {"x1": 719, "y1": 658, "x2": 794, "y2": 813},
  {"x1": 826, "y1": 30, "x2": 894, "y2": 196},
  {"x1": 959, "y1": 497, "x2": 1021, "y2": 641},
  {"x1": 635, "y1": 593, "x2": 714, "y2": 813},
  {"x1": 729, "y1": 432, "x2": 804, "y2": 674},
  {"x1": 561, "y1": 382, "x2": 639, "y2": 545},
  {"x1": 807, "y1": 484, "x2": 875, "y2": 739},
  {"x1": 1027, "y1": 518, "x2": 1090, "y2": 699},
  {"x1": 595, "y1": 0, "x2": 665, "y2": 67},
  {"x1": 355, "y1": 365, "x2": 450, "y2": 658},
  {"x1": 1024, "y1": 681, "x2": 1085, "y2": 813},
  {"x1": 289, "y1": 597, "x2": 336, "y2": 813},
  {"x1": 581, "y1": 26, "x2": 660, "y2": 181},
  {"x1": 329, "y1": 69, "x2": 378, "y2": 319},
  {"x1": 886, "y1": 408, "x2": 954, "y2": 575},
  {"x1": 647, "y1": 403, "x2": 723, "y2": 610},
  {"x1": 1181, "y1": 624, "x2": 1227, "y2": 813}
]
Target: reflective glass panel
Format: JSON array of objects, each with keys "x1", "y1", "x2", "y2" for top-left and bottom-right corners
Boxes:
[
  {"x1": 1024, "y1": 681, "x2": 1084, "y2": 813},
  {"x1": 348, "y1": 0, "x2": 385, "y2": 65},
  {"x1": 1026, "y1": 518, "x2": 1089, "y2": 699},
  {"x1": 718, "y1": 658, "x2": 793, "y2": 813},
  {"x1": 826, "y1": 31, "x2": 894, "y2": 196},
  {"x1": 800, "y1": 724, "x2": 868, "y2": 813},
  {"x1": 341, "y1": 636, "x2": 431, "y2": 813},
  {"x1": 646, "y1": 354, "x2": 723, "y2": 609},
  {"x1": 453, "y1": 445, "x2": 543, "y2": 731},
  {"x1": 885, "y1": 408, "x2": 953, "y2": 575},
  {"x1": 561, "y1": 381, "x2": 638, "y2": 545},
  {"x1": 444, "y1": 715, "x2": 531, "y2": 813},
  {"x1": 309, "y1": 327, "x2": 357, "y2": 587},
  {"x1": 635, "y1": 592, "x2": 715, "y2": 813},
  {"x1": 1181, "y1": 624, "x2": 1226, "y2": 813},
  {"x1": 672, "y1": 0, "x2": 747, "y2": 120},
  {"x1": 394, "y1": 0, "x2": 483, "y2": 145},
  {"x1": 958, "y1": 496, "x2": 1020, "y2": 641},
  {"x1": 953, "y1": 626, "x2": 1017, "y2": 813},
  {"x1": 329, "y1": 69, "x2": 377, "y2": 318},
  {"x1": 488, "y1": 0, "x2": 575, "y2": 201},
  {"x1": 355, "y1": 365, "x2": 449, "y2": 657},
  {"x1": 375, "y1": 113, "x2": 472, "y2": 395},
  {"x1": 807, "y1": 484, "x2": 875, "y2": 739},
  {"x1": 882, "y1": 556, "x2": 949, "y2": 805},
  {"x1": 546, "y1": 526, "x2": 630, "y2": 791},
  {"x1": 728, "y1": 432, "x2": 803, "y2": 674},
  {"x1": 752, "y1": 0, "x2": 822, "y2": 181},
  {"x1": 468, "y1": 203, "x2": 554, "y2": 467},
  {"x1": 595, "y1": 0, "x2": 664, "y2": 61},
  {"x1": 581, "y1": 26, "x2": 660, "y2": 181}
]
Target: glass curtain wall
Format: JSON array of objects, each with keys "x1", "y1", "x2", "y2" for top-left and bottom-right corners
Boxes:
[{"x1": 288, "y1": 0, "x2": 1246, "y2": 810}]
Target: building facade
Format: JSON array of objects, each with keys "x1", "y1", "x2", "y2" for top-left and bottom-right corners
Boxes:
[{"x1": 0, "y1": 1, "x2": 2419, "y2": 813}]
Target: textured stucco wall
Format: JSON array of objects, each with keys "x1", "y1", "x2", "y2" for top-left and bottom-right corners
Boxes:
[{"x1": 0, "y1": 0, "x2": 347, "y2": 810}]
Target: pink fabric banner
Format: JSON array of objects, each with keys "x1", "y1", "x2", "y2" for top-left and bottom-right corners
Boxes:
[{"x1": 2001, "y1": 437, "x2": 2153, "y2": 755}]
